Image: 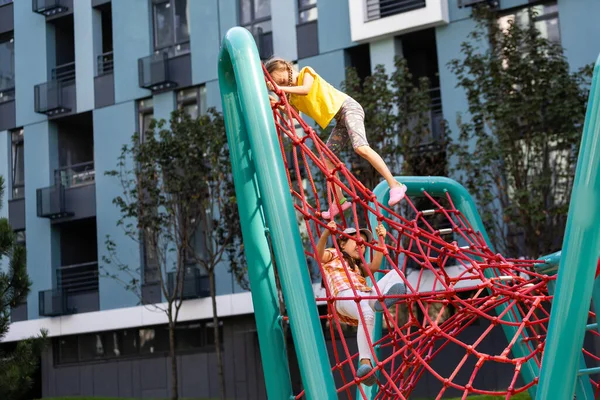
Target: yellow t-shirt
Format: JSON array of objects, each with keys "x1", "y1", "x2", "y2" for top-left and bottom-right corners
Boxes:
[{"x1": 289, "y1": 67, "x2": 348, "y2": 129}]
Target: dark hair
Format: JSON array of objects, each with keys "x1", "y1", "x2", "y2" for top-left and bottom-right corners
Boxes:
[{"x1": 338, "y1": 237, "x2": 366, "y2": 278}]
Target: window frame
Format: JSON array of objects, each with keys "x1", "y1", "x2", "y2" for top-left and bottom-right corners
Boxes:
[
  {"x1": 0, "y1": 32, "x2": 15, "y2": 101},
  {"x1": 151, "y1": 0, "x2": 190, "y2": 53},
  {"x1": 136, "y1": 99, "x2": 160, "y2": 284},
  {"x1": 497, "y1": 1, "x2": 560, "y2": 43},
  {"x1": 176, "y1": 85, "x2": 207, "y2": 119},
  {"x1": 297, "y1": 0, "x2": 317, "y2": 25},
  {"x1": 10, "y1": 128, "x2": 24, "y2": 200}
]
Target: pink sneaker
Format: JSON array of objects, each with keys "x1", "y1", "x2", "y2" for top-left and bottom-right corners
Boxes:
[
  {"x1": 388, "y1": 184, "x2": 407, "y2": 207},
  {"x1": 322, "y1": 199, "x2": 352, "y2": 220}
]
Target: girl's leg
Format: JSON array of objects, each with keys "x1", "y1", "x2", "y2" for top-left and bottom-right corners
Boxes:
[
  {"x1": 336, "y1": 290, "x2": 378, "y2": 386},
  {"x1": 342, "y1": 99, "x2": 406, "y2": 207},
  {"x1": 370, "y1": 269, "x2": 407, "y2": 312},
  {"x1": 323, "y1": 124, "x2": 352, "y2": 219}
]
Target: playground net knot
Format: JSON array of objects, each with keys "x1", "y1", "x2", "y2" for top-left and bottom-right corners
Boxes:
[{"x1": 263, "y1": 67, "x2": 600, "y2": 400}]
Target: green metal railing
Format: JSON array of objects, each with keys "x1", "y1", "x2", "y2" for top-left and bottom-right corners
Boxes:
[
  {"x1": 536, "y1": 53, "x2": 600, "y2": 400},
  {"x1": 219, "y1": 27, "x2": 336, "y2": 400}
]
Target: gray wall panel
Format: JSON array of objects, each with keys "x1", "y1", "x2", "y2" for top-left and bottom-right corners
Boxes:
[
  {"x1": 54, "y1": 365, "x2": 81, "y2": 396},
  {"x1": 79, "y1": 365, "x2": 94, "y2": 395},
  {"x1": 8, "y1": 198, "x2": 26, "y2": 231},
  {"x1": 92, "y1": 363, "x2": 119, "y2": 397},
  {"x1": 117, "y1": 361, "x2": 134, "y2": 397},
  {"x1": 140, "y1": 357, "x2": 167, "y2": 392},
  {"x1": 94, "y1": 74, "x2": 115, "y2": 109},
  {"x1": 0, "y1": 100, "x2": 16, "y2": 131},
  {"x1": 0, "y1": 3, "x2": 13, "y2": 34}
]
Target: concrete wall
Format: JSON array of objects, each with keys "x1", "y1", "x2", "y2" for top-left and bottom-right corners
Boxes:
[{"x1": 93, "y1": 101, "x2": 140, "y2": 310}]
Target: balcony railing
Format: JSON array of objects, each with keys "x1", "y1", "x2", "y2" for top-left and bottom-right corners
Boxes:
[
  {"x1": 52, "y1": 62, "x2": 76, "y2": 85},
  {"x1": 32, "y1": 0, "x2": 68, "y2": 16},
  {"x1": 57, "y1": 262, "x2": 99, "y2": 294},
  {"x1": 39, "y1": 288, "x2": 69, "y2": 317},
  {"x1": 36, "y1": 182, "x2": 73, "y2": 219},
  {"x1": 97, "y1": 51, "x2": 114, "y2": 76},
  {"x1": 365, "y1": 0, "x2": 426, "y2": 22},
  {"x1": 138, "y1": 51, "x2": 177, "y2": 92},
  {"x1": 56, "y1": 161, "x2": 95, "y2": 188},
  {"x1": 167, "y1": 268, "x2": 210, "y2": 300},
  {"x1": 458, "y1": 0, "x2": 498, "y2": 8}
]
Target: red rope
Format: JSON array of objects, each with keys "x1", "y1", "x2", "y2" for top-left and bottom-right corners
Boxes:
[{"x1": 262, "y1": 66, "x2": 599, "y2": 399}]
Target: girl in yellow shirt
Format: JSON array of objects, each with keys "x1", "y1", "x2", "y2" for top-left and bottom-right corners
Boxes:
[{"x1": 265, "y1": 58, "x2": 407, "y2": 219}]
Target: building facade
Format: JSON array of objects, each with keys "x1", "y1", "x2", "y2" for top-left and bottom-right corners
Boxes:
[{"x1": 0, "y1": 0, "x2": 599, "y2": 398}]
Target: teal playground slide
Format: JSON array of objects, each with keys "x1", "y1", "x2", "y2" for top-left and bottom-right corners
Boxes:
[{"x1": 218, "y1": 26, "x2": 600, "y2": 400}]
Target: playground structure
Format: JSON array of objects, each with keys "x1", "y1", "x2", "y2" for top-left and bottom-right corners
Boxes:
[{"x1": 218, "y1": 26, "x2": 600, "y2": 400}]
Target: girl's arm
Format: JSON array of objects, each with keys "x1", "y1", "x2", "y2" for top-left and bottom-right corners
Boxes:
[
  {"x1": 279, "y1": 73, "x2": 315, "y2": 96},
  {"x1": 317, "y1": 221, "x2": 337, "y2": 263},
  {"x1": 367, "y1": 224, "x2": 387, "y2": 273}
]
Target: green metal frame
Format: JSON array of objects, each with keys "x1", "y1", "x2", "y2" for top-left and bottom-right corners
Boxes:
[
  {"x1": 218, "y1": 27, "x2": 337, "y2": 400},
  {"x1": 536, "y1": 54, "x2": 600, "y2": 400},
  {"x1": 219, "y1": 26, "x2": 600, "y2": 398}
]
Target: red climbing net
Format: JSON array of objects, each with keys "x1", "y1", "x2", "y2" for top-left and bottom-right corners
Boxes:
[{"x1": 263, "y1": 67, "x2": 600, "y2": 400}]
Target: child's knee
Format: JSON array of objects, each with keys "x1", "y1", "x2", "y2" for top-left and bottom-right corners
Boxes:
[
  {"x1": 361, "y1": 308, "x2": 375, "y2": 325},
  {"x1": 354, "y1": 145, "x2": 371, "y2": 157}
]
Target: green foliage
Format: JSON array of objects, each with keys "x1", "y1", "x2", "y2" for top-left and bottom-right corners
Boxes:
[
  {"x1": 447, "y1": 6, "x2": 593, "y2": 258},
  {"x1": 102, "y1": 108, "x2": 246, "y2": 400},
  {"x1": 0, "y1": 176, "x2": 47, "y2": 400},
  {"x1": 102, "y1": 108, "x2": 247, "y2": 303}
]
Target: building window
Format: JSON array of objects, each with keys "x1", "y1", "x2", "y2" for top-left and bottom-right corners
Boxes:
[
  {"x1": 298, "y1": 0, "x2": 317, "y2": 23},
  {"x1": 240, "y1": 0, "x2": 272, "y2": 59},
  {"x1": 11, "y1": 129, "x2": 24, "y2": 200},
  {"x1": 0, "y1": 32, "x2": 15, "y2": 102},
  {"x1": 138, "y1": 98, "x2": 154, "y2": 142},
  {"x1": 498, "y1": 2, "x2": 560, "y2": 43},
  {"x1": 54, "y1": 322, "x2": 220, "y2": 365},
  {"x1": 152, "y1": 0, "x2": 190, "y2": 54},
  {"x1": 176, "y1": 86, "x2": 207, "y2": 119}
]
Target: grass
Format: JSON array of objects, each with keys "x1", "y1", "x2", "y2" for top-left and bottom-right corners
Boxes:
[
  {"x1": 42, "y1": 393, "x2": 532, "y2": 400},
  {"x1": 42, "y1": 394, "x2": 532, "y2": 400},
  {"x1": 42, "y1": 398, "x2": 220, "y2": 400},
  {"x1": 431, "y1": 393, "x2": 531, "y2": 400}
]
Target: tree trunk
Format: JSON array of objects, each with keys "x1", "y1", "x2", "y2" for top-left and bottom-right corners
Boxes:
[
  {"x1": 168, "y1": 317, "x2": 179, "y2": 400},
  {"x1": 210, "y1": 270, "x2": 226, "y2": 400}
]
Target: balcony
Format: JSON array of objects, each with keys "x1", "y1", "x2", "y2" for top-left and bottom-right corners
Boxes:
[
  {"x1": 138, "y1": 52, "x2": 177, "y2": 92},
  {"x1": 37, "y1": 162, "x2": 96, "y2": 221},
  {"x1": 37, "y1": 183, "x2": 72, "y2": 219},
  {"x1": 138, "y1": 45, "x2": 192, "y2": 93},
  {"x1": 167, "y1": 268, "x2": 210, "y2": 300},
  {"x1": 348, "y1": 0, "x2": 449, "y2": 42},
  {"x1": 32, "y1": 0, "x2": 68, "y2": 16},
  {"x1": 34, "y1": 62, "x2": 76, "y2": 116},
  {"x1": 95, "y1": 51, "x2": 115, "y2": 108},
  {"x1": 39, "y1": 262, "x2": 99, "y2": 317},
  {"x1": 39, "y1": 289, "x2": 69, "y2": 317}
]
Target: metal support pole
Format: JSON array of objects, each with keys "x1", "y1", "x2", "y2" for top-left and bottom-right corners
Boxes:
[
  {"x1": 218, "y1": 27, "x2": 337, "y2": 399},
  {"x1": 537, "y1": 54, "x2": 600, "y2": 400}
]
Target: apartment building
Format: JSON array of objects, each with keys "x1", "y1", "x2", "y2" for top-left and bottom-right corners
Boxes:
[{"x1": 0, "y1": 0, "x2": 599, "y2": 398}]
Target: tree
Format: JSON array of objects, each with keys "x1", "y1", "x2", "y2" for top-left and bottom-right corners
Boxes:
[
  {"x1": 0, "y1": 176, "x2": 47, "y2": 400},
  {"x1": 102, "y1": 109, "x2": 247, "y2": 400},
  {"x1": 447, "y1": 6, "x2": 593, "y2": 258}
]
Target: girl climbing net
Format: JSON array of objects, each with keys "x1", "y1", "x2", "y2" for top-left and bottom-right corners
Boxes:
[
  {"x1": 317, "y1": 221, "x2": 407, "y2": 386},
  {"x1": 264, "y1": 57, "x2": 407, "y2": 219}
]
